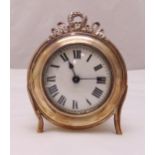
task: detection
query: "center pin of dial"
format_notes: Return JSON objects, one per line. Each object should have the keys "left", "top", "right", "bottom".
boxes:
{"left": 72, "top": 76, "right": 80, "bottom": 83}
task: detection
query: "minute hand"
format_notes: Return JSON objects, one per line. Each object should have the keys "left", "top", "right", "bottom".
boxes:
{"left": 80, "top": 77, "right": 96, "bottom": 80}
{"left": 80, "top": 77, "right": 106, "bottom": 83}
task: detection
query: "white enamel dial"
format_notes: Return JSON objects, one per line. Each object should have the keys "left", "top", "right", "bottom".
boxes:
{"left": 43, "top": 44, "right": 112, "bottom": 115}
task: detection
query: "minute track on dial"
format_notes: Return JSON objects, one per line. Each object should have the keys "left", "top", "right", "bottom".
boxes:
{"left": 43, "top": 44, "right": 112, "bottom": 115}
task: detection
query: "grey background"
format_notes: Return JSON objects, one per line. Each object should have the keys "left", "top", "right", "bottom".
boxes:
{"left": 11, "top": 0, "right": 145, "bottom": 70}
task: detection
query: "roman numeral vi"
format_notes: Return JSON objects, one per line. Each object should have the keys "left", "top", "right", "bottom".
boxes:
{"left": 72, "top": 100, "right": 78, "bottom": 109}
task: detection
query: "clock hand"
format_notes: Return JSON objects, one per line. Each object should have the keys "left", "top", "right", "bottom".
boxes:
{"left": 68, "top": 61, "right": 77, "bottom": 76}
{"left": 67, "top": 61, "right": 81, "bottom": 84}
{"left": 80, "top": 77, "right": 96, "bottom": 80}
{"left": 80, "top": 77, "right": 105, "bottom": 81}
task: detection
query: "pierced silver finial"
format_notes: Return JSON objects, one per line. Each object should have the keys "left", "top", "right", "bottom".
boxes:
{"left": 49, "top": 12, "right": 105, "bottom": 40}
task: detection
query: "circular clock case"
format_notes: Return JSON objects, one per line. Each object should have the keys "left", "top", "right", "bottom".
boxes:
{"left": 42, "top": 43, "right": 113, "bottom": 115}
{"left": 27, "top": 12, "right": 127, "bottom": 134}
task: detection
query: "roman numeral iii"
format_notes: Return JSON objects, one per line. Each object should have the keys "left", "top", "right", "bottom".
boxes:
{"left": 97, "top": 77, "right": 106, "bottom": 84}
{"left": 92, "top": 87, "right": 103, "bottom": 98}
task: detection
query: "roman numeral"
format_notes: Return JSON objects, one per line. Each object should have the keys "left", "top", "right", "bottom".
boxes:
{"left": 97, "top": 77, "right": 106, "bottom": 84}
{"left": 86, "top": 99, "right": 92, "bottom": 105}
{"left": 86, "top": 54, "right": 92, "bottom": 62}
{"left": 72, "top": 100, "right": 78, "bottom": 109}
{"left": 92, "top": 87, "right": 103, "bottom": 98}
{"left": 48, "top": 85, "right": 59, "bottom": 97}
{"left": 47, "top": 76, "right": 56, "bottom": 82}
{"left": 73, "top": 50, "right": 81, "bottom": 59}
{"left": 94, "top": 64, "right": 103, "bottom": 71}
{"left": 57, "top": 95, "right": 66, "bottom": 106}
{"left": 60, "top": 53, "right": 69, "bottom": 62}
{"left": 50, "top": 64, "right": 60, "bottom": 68}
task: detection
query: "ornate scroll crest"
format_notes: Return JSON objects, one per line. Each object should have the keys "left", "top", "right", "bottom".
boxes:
{"left": 49, "top": 12, "right": 106, "bottom": 40}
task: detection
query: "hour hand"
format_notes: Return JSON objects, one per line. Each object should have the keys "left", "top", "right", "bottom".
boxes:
{"left": 68, "top": 61, "right": 77, "bottom": 76}
{"left": 69, "top": 62, "right": 74, "bottom": 69}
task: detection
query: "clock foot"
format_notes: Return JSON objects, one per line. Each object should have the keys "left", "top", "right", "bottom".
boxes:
{"left": 114, "top": 105, "right": 122, "bottom": 135}
{"left": 27, "top": 91, "right": 44, "bottom": 133}
{"left": 114, "top": 86, "right": 127, "bottom": 135}
{"left": 36, "top": 110, "right": 44, "bottom": 133}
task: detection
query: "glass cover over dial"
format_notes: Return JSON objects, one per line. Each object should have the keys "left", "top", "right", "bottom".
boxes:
{"left": 43, "top": 44, "right": 112, "bottom": 115}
